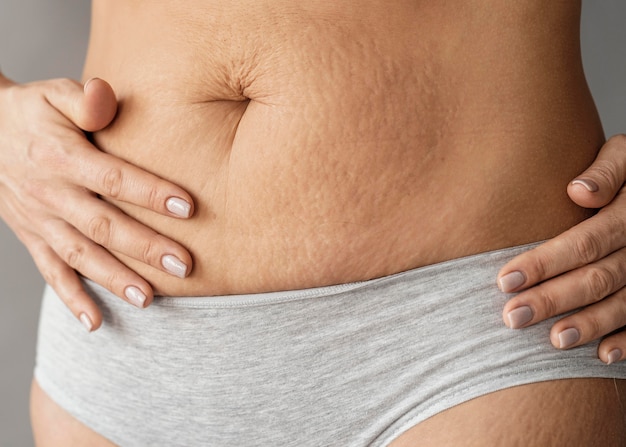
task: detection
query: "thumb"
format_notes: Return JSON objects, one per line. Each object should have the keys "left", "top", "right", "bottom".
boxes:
{"left": 41, "top": 77, "right": 117, "bottom": 132}
{"left": 80, "top": 77, "right": 117, "bottom": 131}
{"left": 567, "top": 135, "right": 626, "bottom": 209}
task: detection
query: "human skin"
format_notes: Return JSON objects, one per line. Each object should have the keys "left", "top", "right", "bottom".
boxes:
{"left": 83, "top": 0, "right": 602, "bottom": 295}
{"left": 14, "top": 0, "right": 626, "bottom": 445}
{"left": 2, "top": 2, "right": 626, "bottom": 352}
{"left": 0, "top": 75, "right": 195, "bottom": 330}
{"left": 499, "top": 138, "right": 626, "bottom": 364}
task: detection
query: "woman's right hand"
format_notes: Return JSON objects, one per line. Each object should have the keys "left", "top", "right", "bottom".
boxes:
{"left": 0, "top": 73, "right": 195, "bottom": 331}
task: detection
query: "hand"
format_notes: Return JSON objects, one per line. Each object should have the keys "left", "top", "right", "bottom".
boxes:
{"left": 0, "top": 73, "right": 194, "bottom": 331}
{"left": 497, "top": 134, "right": 626, "bottom": 364}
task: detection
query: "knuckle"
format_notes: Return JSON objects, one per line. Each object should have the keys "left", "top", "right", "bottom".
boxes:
{"left": 594, "top": 162, "right": 622, "bottom": 193}
{"left": 571, "top": 231, "right": 604, "bottom": 264}
{"left": 49, "top": 77, "right": 81, "bottom": 96}
{"left": 147, "top": 184, "right": 163, "bottom": 211}
{"left": 24, "top": 139, "right": 42, "bottom": 164}
{"left": 583, "top": 266, "right": 617, "bottom": 299}
{"left": 141, "top": 238, "right": 160, "bottom": 265}
{"left": 22, "top": 179, "right": 50, "bottom": 204}
{"left": 86, "top": 214, "right": 113, "bottom": 246}
{"left": 60, "top": 243, "right": 86, "bottom": 269}
{"left": 614, "top": 304, "right": 626, "bottom": 331}
{"left": 40, "top": 266, "right": 60, "bottom": 288}
{"left": 584, "top": 314, "right": 603, "bottom": 340}
{"left": 529, "top": 250, "right": 554, "bottom": 280}
{"left": 99, "top": 167, "right": 123, "bottom": 198}
{"left": 26, "top": 139, "right": 68, "bottom": 168}
{"left": 599, "top": 210, "right": 622, "bottom": 234}
{"left": 610, "top": 289, "right": 626, "bottom": 327}
{"left": 596, "top": 134, "right": 626, "bottom": 190}
{"left": 589, "top": 213, "right": 626, "bottom": 254}
{"left": 537, "top": 288, "right": 559, "bottom": 318}
{"left": 101, "top": 272, "right": 118, "bottom": 295}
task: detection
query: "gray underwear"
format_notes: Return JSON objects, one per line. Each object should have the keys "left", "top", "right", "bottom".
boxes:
{"left": 34, "top": 242, "right": 626, "bottom": 446}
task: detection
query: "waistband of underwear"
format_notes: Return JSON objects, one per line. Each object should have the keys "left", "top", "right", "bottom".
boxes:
{"left": 83, "top": 240, "right": 545, "bottom": 309}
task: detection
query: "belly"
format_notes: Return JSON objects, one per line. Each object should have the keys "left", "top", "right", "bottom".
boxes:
{"left": 85, "top": 0, "right": 603, "bottom": 295}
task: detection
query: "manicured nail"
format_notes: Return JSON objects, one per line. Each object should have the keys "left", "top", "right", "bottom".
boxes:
{"left": 507, "top": 306, "right": 533, "bottom": 328}
{"left": 607, "top": 349, "right": 622, "bottom": 365}
{"left": 83, "top": 77, "right": 97, "bottom": 93}
{"left": 498, "top": 271, "right": 526, "bottom": 292}
{"left": 161, "top": 254, "right": 188, "bottom": 278}
{"left": 558, "top": 328, "right": 580, "bottom": 349}
{"left": 166, "top": 197, "right": 192, "bottom": 218}
{"left": 571, "top": 178, "right": 599, "bottom": 192}
{"left": 79, "top": 313, "right": 93, "bottom": 332}
{"left": 125, "top": 286, "right": 147, "bottom": 308}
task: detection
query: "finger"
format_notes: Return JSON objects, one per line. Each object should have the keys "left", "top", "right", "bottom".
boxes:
{"left": 39, "top": 77, "right": 117, "bottom": 132}
{"left": 548, "top": 286, "right": 626, "bottom": 351}
{"left": 81, "top": 78, "right": 118, "bottom": 131}
{"left": 57, "top": 188, "right": 192, "bottom": 278}
{"left": 24, "top": 233, "right": 103, "bottom": 331}
{"left": 75, "top": 149, "right": 195, "bottom": 218}
{"left": 598, "top": 331, "right": 626, "bottom": 365}
{"left": 497, "top": 215, "right": 624, "bottom": 293}
{"left": 38, "top": 218, "right": 155, "bottom": 308}
{"left": 568, "top": 134, "right": 626, "bottom": 209}
{"left": 29, "top": 133, "right": 194, "bottom": 219}
{"left": 503, "top": 247, "right": 626, "bottom": 328}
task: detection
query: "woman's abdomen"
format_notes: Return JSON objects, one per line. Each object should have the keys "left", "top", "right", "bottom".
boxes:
{"left": 86, "top": 0, "right": 604, "bottom": 296}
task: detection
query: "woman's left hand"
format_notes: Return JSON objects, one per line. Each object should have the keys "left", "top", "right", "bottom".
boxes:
{"left": 497, "top": 134, "right": 626, "bottom": 364}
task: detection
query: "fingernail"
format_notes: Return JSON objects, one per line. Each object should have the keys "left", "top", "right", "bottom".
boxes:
{"left": 607, "top": 349, "right": 622, "bottom": 365}
{"left": 162, "top": 254, "right": 188, "bottom": 278}
{"left": 498, "top": 271, "right": 526, "bottom": 292}
{"left": 125, "top": 286, "right": 147, "bottom": 308}
{"left": 558, "top": 328, "right": 580, "bottom": 349}
{"left": 166, "top": 197, "right": 192, "bottom": 218}
{"left": 507, "top": 306, "right": 533, "bottom": 328}
{"left": 83, "top": 77, "right": 97, "bottom": 93}
{"left": 571, "top": 178, "right": 599, "bottom": 192}
{"left": 79, "top": 313, "right": 94, "bottom": 332}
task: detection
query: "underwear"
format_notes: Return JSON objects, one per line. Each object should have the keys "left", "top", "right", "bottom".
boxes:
{"left": 34, "top": 242, "right": 626, "bottom": 446}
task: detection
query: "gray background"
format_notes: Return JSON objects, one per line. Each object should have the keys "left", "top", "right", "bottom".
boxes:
{"left": 0, "top": 1, "right": 625, "bottom": 446}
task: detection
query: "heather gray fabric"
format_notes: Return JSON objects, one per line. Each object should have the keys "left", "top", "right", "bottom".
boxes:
{"left": 34, "top": 242, "right": 626, "bottom": 446}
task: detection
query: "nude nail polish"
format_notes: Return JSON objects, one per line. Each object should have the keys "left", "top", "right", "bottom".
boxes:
{"left": 125, "top": 286, "right": 147, "bottom": 308}
{"left": 83, "top": 77, "right": 96, "bottom": 92}
{"left": 498, "top": 271, "right": 526, "bottom": 292}
{"left": 607, "top": 349, "right": 622, "bottom": 365}
{"left": 558, "top": 328, "right": 580, "bottom": 349}
{"left": 166, "top": 197, "right": 192, "bottom": 218}
{"left": 79, "top": 313, "right": 93, "bottom": 332}
{"left": 571, "top": 178, "right": 599, "bottom": 192}
{"left": 162, "top": 254, "right": 188, "bottom": 278}
{"left": 507, "top": 306, "right": 533, "bottom": 328}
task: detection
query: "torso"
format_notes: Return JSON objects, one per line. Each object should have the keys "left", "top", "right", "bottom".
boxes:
{"left": 85, "top": 0, "right": 603, "bottom": 296}
{"left": 33, "top": 4, "right": 625, "bottom": 444}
